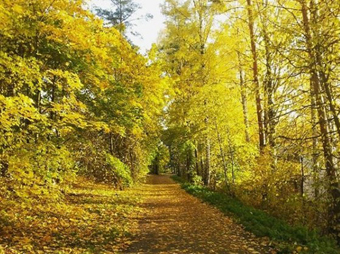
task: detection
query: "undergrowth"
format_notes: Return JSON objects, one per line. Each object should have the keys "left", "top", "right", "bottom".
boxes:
{"left": 172, "top": 175, "right": 340, "bottom": 254}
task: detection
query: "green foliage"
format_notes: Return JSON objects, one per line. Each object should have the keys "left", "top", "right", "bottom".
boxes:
{"left": 150, "top": 143, "right": 170, "bottom": 174}
{"left": 173, "top": 176, "right": 339, "bottom": 254}
{"left": 192, "top": 174, "right": 203, "bottom": 186}
{"left": 106, "top": 154, "right": 133, "bottom": 188}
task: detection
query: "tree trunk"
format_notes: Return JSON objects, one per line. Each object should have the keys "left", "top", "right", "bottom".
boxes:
{"left": 246, "top": 0, "right": 265, "bottom": 151}
{"left": 195, "top": 146, "right": 200, "bottom": 176}
{"left": 300, "top": 0, "right": 340, "bottom": 237}
{"left": 310, "top": 78, "right": 320, "bottom": 198}
{"left": 214, "top": 120, "right": 228, "bottom": 183}
{"left": 259, "top": 0, "right": 277, "bottom": 169}
{"left": 109, "top": 133, "right": 114, "bottom": 155}
{"left": 237, "top": 51, "right": 251, "bottom": 143}
{"left": 205, "top": 136, "right": 211, "bottom": 186}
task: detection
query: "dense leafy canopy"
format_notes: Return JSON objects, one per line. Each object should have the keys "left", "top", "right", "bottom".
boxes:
{"left": 1, "top": 0, "right": 340, "bottom": 252}
{"left": 0, "top": 0, "right": 167, "bottom": 214}
{"left": 160, "top": 0, "right": 340, "bottom": 244}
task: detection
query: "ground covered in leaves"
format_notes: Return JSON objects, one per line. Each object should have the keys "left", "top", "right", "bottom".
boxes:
{"left": 0, "top": 177, "right": 142, "bottom": 253}
{"left": 0, "top": 175, "right": 298, "bottom": 253}
{"left": 127, "top": 175, "right": 275, "bottom": 254}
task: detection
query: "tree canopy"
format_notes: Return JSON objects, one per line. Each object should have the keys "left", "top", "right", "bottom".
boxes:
{"left": 1, "top": 0, "right": 340, "bottom": 251}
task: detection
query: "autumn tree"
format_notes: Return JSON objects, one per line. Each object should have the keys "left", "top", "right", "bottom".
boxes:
{"left": 160, "top": 0, "right": 225, "bottom": 185}
{"left": 0, "top": 0, "right": 167, "bottom": 196}
{"left": 160, "top": 0, "right": 340, "bottom": 241}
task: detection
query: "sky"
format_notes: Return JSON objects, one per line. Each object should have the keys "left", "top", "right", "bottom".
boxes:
{"left": 90, "top": 0, "right": 166, "bottom": 53}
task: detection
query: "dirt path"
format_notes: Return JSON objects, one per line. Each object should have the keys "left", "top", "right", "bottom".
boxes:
{"left": 126, "top": 175, "right": 273, "bottom": 254}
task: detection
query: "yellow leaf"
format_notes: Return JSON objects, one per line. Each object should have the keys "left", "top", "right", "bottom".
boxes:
{"left": 21, "top": 237, "right": 31, "bottom": 245}
{"left": 42, "top": 235, "right": 52, "bottom": 243}
{"left": 12, "top": 4, "right": 24, "bottom": 14}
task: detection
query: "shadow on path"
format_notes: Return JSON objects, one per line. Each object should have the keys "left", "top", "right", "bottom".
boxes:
{"left": 126, "top": 175, "right": 274, "bottom": 254}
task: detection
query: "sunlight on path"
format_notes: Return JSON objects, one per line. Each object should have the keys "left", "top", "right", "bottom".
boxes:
{"left": 126, "top": 175, "right": 274, "bottom": 254}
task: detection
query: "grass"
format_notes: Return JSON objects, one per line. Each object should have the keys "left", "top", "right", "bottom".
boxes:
{"left": 172, "top": 175, "right": 340, "bottom": 254}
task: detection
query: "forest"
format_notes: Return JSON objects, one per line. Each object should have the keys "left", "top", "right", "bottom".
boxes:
{"left": 1, "top": 0, "right": 340, "bottom": 253}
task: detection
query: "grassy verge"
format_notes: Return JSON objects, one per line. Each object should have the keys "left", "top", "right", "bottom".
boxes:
{"left": 0, "top": 177, "right": 142, "bottom": 253}
{"left": 172, "top": 176, "right": 339, "bottom": 254}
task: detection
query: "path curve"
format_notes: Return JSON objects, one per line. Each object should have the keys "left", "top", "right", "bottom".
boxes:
{"left": 126, "top": 175, "right": 273, "bottom": 254}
